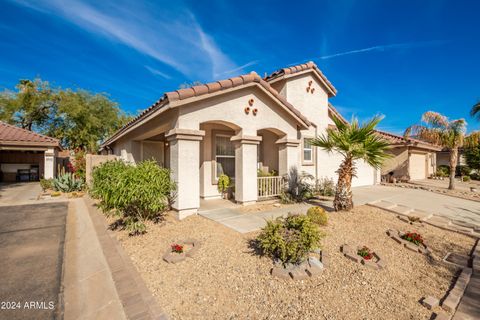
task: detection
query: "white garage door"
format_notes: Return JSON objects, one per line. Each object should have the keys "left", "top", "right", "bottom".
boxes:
{"left": 352, "top": 159, "right": 375, "bottom": 187}
{"left": 409, "top": 153, "right": 427, "bottom": 180}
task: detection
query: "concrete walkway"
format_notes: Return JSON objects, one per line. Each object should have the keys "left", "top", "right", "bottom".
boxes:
{"left": 352, "top": 185, "right": 480, "bottom": 227}
{"left": 199, "top": 184, "right": 480, "bottom": 233}
{"left": 199, "top": 200, "right": 311, "bottom": 233}
{"left": 0, "top": 182, "right": 42, "bottom": 204}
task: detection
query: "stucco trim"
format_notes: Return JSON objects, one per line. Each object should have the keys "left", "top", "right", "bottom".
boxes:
{"left": 275, "top": 138, "right": 301, "bottom": 147}
{"left": 165, "top": 128, "right": 205, "bottom": 141}
{"left": 230, "top": 134, "right": 263, "bottom": 145}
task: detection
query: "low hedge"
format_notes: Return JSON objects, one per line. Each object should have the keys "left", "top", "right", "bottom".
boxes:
{"left": 90, "top": 160, "right": 176, "bottom": 235}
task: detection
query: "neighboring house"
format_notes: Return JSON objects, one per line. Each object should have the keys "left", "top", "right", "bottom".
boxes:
{"left": 436, "top": 148, "right": 466, "bottom": 168}
{"left": 376, "top": 130, "right": 442, "bottom": 181}
{"left": 0, "top": 121, "right": 61, "bottom": 182}
{"left": 100, "top": 62, "right": 381, "bottom": 218}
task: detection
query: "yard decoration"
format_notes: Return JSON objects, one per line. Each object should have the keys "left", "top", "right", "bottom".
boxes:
{"left": 341, "top": 244, "right": 385, "bottom": 270}
{"left": 163, "top": 239, "right": 201, "bottom": 264}
{"left": 387, "top": 229, "right": 430, "bottom": 254}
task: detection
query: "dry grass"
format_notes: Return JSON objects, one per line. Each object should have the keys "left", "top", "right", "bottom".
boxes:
{"left": 111, "top": 206, "right": 475, "bottom": 320}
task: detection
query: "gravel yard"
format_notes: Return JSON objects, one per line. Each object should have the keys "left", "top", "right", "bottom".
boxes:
{"left": 111, "top": 206, "right": 475, "bottom": 320}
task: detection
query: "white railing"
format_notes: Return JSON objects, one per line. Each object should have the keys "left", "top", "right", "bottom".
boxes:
{"left": 258, "top": 176, "right": 285, "bottom": 199}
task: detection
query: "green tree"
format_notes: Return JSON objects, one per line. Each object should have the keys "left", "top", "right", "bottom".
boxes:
{"left": 405, "top": 111, "right": 467, "bottom": 190}
{"left": 0, "top": 78, "right": 131, "bottom": 151}
{"left": 464, "top": 145, "right": 480, "bottom": 171}
{"left": 0, "top": 78, "right": 57, "bottom": 131}
{"left": 312, "top": 115, "right": 391, "bottom": 211}
{"left": 47, "top": 89, "right": 130, "bottom": 151}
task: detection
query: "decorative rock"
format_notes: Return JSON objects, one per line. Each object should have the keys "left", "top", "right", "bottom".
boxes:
{"left": 306, "top": 257, "right": 324, "bottom": 276}
{"left": 320, "top": 252, "right": 329, "bottom": 267}
{"left": 434, "top": 312, "right": 451, "bottom": 320}
{"left": 361, "top": 259, "right": 379, "bottom": 270}
{"left": 163, "top": 252, "right": 186, "bottom": 264}
{"left": 345, "top": 252, "right": 361, "bottom": 263}
{"left": 271, "top": 266, "right": 291, "bottom": 280}
{"left": 442, "top": 293, "right": 461, "bottom": 312}
{"left": 341, "top": 244, "right": 352, "bottom": 254}
{"left": 422, "top": 296, "right": 439, "bottom": 310}
{"left": 289, "top": 267, "right": 309, "bottom": 280}
{"left": 404, "top": 242, "right": 421, "bottom": 253}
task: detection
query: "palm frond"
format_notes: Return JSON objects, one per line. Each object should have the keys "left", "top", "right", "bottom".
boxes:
{"left": 470, "top": 101, "right": 480, "bottom": 120}
{"left": 465, "top": 131, "right": 480, "bottom": 148}
{"left": 421, "top": 111, "right": 448, "bottom": 129}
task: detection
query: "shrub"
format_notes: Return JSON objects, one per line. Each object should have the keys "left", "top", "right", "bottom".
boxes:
{"left": 280, "top": 167, "right": 313, "bottom": 203}
{"left": 315, "top": 177, "right": 336, "bottom": 197}
{"left": 217, "top": 174, "right": 230, "bottom": 194}
{"left": 471, "top": 172, "right": 480, "bottom": 180}
{"left": 306, "top": 206, "right": 328, "bottom": 226}
{"left": 257, "top": 215, "right": 323, "bottom": 265}
{"left": 53, "top": 173, "right": 84, "bottom": 192}
{"left": 462, "top": 175, "right": 471, "bottom": 182}
{"left": 40, "top": 178, "right": 53, "bottom": 191}
{"left": 90, "top": 160, "right": 176, "bottom": 235}
{"left": 73, "top": 149, "right": 86, "bottom": 180}
{"left": 257, "top": 169, "right": 277, "bottom": 177}
{"left": 357, "top": 246, "right": 373, "bottom": 260}
{"left": 436, "top": 165, "right": 450, "bottom": 177}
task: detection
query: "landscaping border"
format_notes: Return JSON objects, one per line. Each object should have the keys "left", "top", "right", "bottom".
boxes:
{"left": 84, "top": 197, "right": 168, "bottom": 320}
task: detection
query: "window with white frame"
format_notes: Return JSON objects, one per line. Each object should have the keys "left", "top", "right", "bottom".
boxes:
{"left": 215, "top": 135, "right": 235, "bottom": 179}
{"left": 303, "top": 138, "right": 313, "bottom": 162}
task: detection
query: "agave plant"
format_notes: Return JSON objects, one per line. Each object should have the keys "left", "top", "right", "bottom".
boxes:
{"left": 53, "top": 172, "right": 84, "bottom": 192}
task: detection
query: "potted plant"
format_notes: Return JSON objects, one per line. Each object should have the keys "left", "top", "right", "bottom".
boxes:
{"left": 217, "top": 174, "right": 230, "bottom": 199}
{"left": 357, "top": 246, "right": 374, "bottom": 260}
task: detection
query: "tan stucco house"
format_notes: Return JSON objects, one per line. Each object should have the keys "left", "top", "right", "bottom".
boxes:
{"left": 100, "top": 62, "right": 382, "bottom": 218}
{"left": 376, "top": 130, "right": 442, "bottom": 181}
{"left": 0, "top": 121, "right": 61, "bottom": 182}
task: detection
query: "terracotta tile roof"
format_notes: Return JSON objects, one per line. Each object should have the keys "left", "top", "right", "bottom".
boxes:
{"left": 102, "top": 72, "right": 311, "bottom": 148}
{"left": 328, "top": 103, "right": 348, "bottom": 124}
{"left": 0, "top": 121, "right": 60, "bottom": 147}
{"left": 374, "top": 129, "right": 442, "bottom": 151}
{"left": 264, "top": 61, "right": 337, "bottom": 97}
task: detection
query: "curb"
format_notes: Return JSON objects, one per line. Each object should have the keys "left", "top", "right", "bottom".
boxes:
{"left": 83, "top": 197, "right": 168, "bottom": 320}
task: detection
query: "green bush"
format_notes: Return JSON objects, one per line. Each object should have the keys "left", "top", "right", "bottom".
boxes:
{"left": 217, "top": 174, "right": 230, "bottom": 194}
{"left": 90, "top": 160, "right": 176, "bottom": 235}
{"left": 471, "top": 172, "right": 480, "bottom": 181}
{"left": 315, "top": 177, "right": 336, "bottom": 197}
{"left": 257, "top": 215, "right": 323, "bottom": 265}
{"left": 436, "top": 165, "right": 450, "bottom": 177}
{"left": 40, "top": 178, "right": 53, "bottom": 191}
{"left": 53, "top": 172, "right": 84, "bottom": 192}
{"left": 306, "top": 206, "right": 328, "bottom": 226}
{"left": 462, "top": 175, "right": 471, "bottom": 182}
{"left": 280, "top": 167, "right": 313, "bottom": 203}
{"left": 73, "top": 149, "right": 86, "bottom": 180}
{"left": 457, "top": 165, "right": 471, "bottom": 177}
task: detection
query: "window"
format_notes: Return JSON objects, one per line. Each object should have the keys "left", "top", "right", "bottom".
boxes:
{"left": 303, "top": 138, "right": 313, "bottom": 162}
{"left": 215, "top": 135, "right": 235, "bottom": 179}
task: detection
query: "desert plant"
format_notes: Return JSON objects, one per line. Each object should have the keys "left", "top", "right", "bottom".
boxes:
{"left": 257, "top": 169, "right": 277, "bottom": 177}
{"left": 357, "top": 246, "right": 373, "bottom": 260}
{"left": 90, "top": 160, "right": 176, "bottom": 235}
{"left": 313, "top": 115, "right": 391, "bottom": 211}
{"left": 257, "top": 215, "right": 323, "bottom": 265}
{"left": 53, "top": 172, "right": 84, "bottom": 192}
{"left": 436, "top": 165, "right": 450, "bottom": 177}
{"left": 306, "top": 206, "right": 328, "bottom": 226}
{"left": 315, "top": 177, "right": 336, "bottom": 197}
{"left": 462, "top": 175, "right": 471, "bottom": 182}
{"left": 40, "top": 178, "right": 53, "bottom": 191}
{"left": 405, "top": 112, "right": 469, "bottom": 190}
{"left": 280, "top": 167, "right": 313, "bottom": 203}
{"left": 457, "top": 165, "right": 471, "bottom": 178}
{"left": 217, "top": 174, "right": 230, "bottom": 197}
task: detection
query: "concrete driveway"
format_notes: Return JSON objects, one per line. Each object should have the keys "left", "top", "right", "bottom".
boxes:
{"left": 0, "top": 202, "right": 68, "bottom": 320}
{"left": 0, "top": 182, "right": 42, "bottom": 205}
{"left": 352, "top": 185, "right": 480, "bottom": 226}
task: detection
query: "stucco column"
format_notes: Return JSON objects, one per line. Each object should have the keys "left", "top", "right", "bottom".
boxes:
{"left": 166, "top": 128, "right": 205, "bottom": 219}
{"left": 44, "top": 148, "right": 56, "bottom": 179}
{"left": 276, "top": 138, "right": 300, "bottom": 176}
{"left": 232, "top": 135, "right": 262, "bottom": 205}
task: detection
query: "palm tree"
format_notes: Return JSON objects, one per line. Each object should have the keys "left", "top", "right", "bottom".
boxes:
{"left": 471, "top": 101, "right": 480, "bottom": 121}
{"left": 312, "top": 115, "right": 391, "bottom": 211}
{"left": 405, "top": 111, "right": 466, "bottom": 190}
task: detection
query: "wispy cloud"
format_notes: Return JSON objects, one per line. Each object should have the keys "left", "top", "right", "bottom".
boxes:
{"left": 9, "top": 0, "right": 241, "bottom": 80}
{"left": 144, "top": 66, "right": 171, "bottom": 79}
{"left": 317, "top": 40, "right": 447, "bottom": 60}
{"left": 217, "top": 60, "right": 260, "bottom": 76}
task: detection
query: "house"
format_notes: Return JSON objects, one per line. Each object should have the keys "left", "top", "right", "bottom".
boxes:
{"left": 0, "top": 121, "right": 61, "bottom": 182}
{"left": 436, "top": 148, "right": 465, "bottom": 169}
{"left": 376, "top": 130, "right": 442, "bottom": 181}
{"left": 100, "top": 62, "right": 382, "bottom": 218}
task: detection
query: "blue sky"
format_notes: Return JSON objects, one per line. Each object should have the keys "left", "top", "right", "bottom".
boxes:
{"left": 1, "top": 0, "right": 479, "bottom": 134}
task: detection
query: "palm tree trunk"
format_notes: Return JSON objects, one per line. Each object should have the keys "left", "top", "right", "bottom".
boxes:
{"left": 448, "top": 147, "right": 458, "bottom": 190}
{"left": 334, "top": 157, "right": 354, "bottom": 211}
